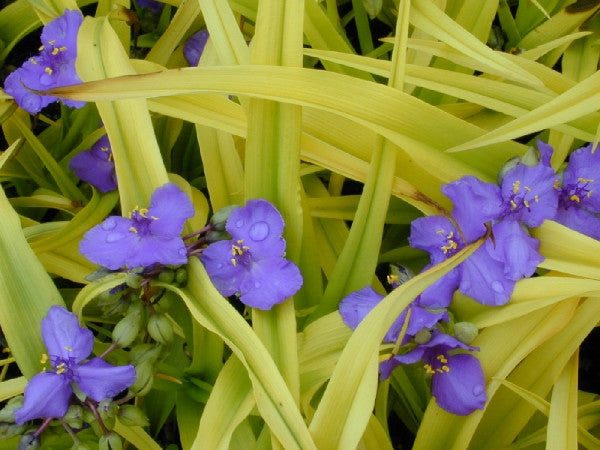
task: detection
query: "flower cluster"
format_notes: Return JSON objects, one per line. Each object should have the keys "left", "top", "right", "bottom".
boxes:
{"left": 15, "top": 306, "right": 136, "bottom": 424}
{"left": 69, "top": 134, "right": 117, "bottom": 192}
{"left": 80, "top": 183, "right": 194, "bottom": 270}
{"left": 3, "top": 10, "right": 85, "bottom": 114}
{"left": 200, "top": 199, "right": 303, "bottom": 310}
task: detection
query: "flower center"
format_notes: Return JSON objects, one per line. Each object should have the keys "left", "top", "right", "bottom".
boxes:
{"left": 507, "top": 180, "right": 540, "bottom": 214}
{"left": 48, "top": 355, "right": 76, "bottom": 380}
{"left": 436, "top": 229, "right": 460, "bottom": 256}
{"left": 424, "top": 354, "right": 450, "bottom": 375}
{"left": 230, "top": 239, "right": 252, "bottom": 267}
{"left": 128, "top": 207, "right": 159, "bottom": 235}
{"left": 561, "top": 177, "right": 594, "bottom": 208}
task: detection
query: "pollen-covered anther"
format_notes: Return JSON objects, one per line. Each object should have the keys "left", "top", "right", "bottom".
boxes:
{"left": 55, "top": 363, "right": 67, "bottom": 374}
{"left": 553, "top": 179, "right": 561, "bottom": 190}
{"left": 570, "top": 194, "right": 581, "bottom": 203}
{"left": 64, "top": 346, "right": 72, "bottom": 352}
{"left": 129, "top": 226, "right": 138, "bottom": 234}
{"left": 29, "top": 58, "right": 37, "bottom": 64}
{"left": 436, "top": 355, "right": 448, "bottom": 364}
{"left": 512, "top": 180, "right": 521, "bottom": 194}
{"left": 424, "top": 364, "right": 435, "bottom": 375}
{"left": 534, "top": 194, "right": 539, "bottom": 202}
{"left": 40, "top": 353, "right": 48, "bottom": 364}
{"left": 231, "top": 258, "right": 237, "bottom": 266}
{"left": 510, "top": 199, "right": 518, "bottom": 210}
{"left": 387, "top": 274, "right": 399, "bottom": 286}
{"left": 51, "top": 48, "right": 59, "bottom": 55}
{"left": 44, "top": 67, "right": 53, "bottom": 75}
{"left": 523, "top": 200, "right": 530, "bottom": 208}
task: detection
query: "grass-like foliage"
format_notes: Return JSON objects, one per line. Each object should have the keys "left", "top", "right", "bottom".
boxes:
{"left": 1, "top": 0, "right": 600, "bottom": 448}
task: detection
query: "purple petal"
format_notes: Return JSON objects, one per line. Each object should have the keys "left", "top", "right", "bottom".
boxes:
{"left": 41, "top": 306, "right": 93, "bottom": 364}
{"left": 40, "top": 10, "right": 83, "bottom": 60}
{"left": 148, "top": 183, "right": 194, "bottom": 238}
{"left": 431, "top": 353, "right": 487, "bottom": 415}
{"left": 237, "top": 257, "right": 303, "bottom": 310}
{"left": 501, "top": 158, "right": 559, "bottom": 227}
{"left": 137, "top": 0, "right": 164, "bottom": 12}
{"left": 561, "top": 143, "right": 600, "bottom": 212}
{"left": 379, "top": 357, "right": 402, "bottom": 381}
{"left": 554, "top": 205, "right": 600, "bottom": 240}
{"left": 184, "top": 30, "right": 209, "bottom": 66}
{"left": 3, "top": 64, "right": 56, "bottom": 113}
{"left": 458, "top": 246, "right": 515, "bottom": 306}
{"left": 418, "top": 266, "right": 460, "bottom": 309}
{"left": 200, "top": 240, "right": 245, "bottom": 296}
{"left": 74, "top": 358, "right": 136, "bottom": 402}
{"left": 225, "top": 199, "right": 286, "bottom": 258}
{"left": 486, "top": 219, "right": 543, "bottom": 280}
{"left": 127, "top": 235, "right": 188, "bottom": 268}
{"left": 338, "top": 286, "right": 384, "bottom": 331}
{"left": 421, "top": 330, "right": 477, "bottom": 354}
{"left": 14, "top": 372, "right": 72, "bottom": 423}
{"left": 442, "top": 176, "right": 503, "bottom": 242}
{"left": 409, "top": 216, "right": 463, "bottom": 264}
{"left": 536, "top": 140, "right": 554, "bottom": 166}
{"left": 404, "top": 305, "right": 448, "bottom": 339}
{"left": 69, "top": 135, "right": 117, "bottom": 192}
{"left": 79, "top": 216, "right": 137, "bottom": 270}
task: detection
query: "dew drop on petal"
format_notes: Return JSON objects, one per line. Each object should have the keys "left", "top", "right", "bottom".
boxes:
{"left": 491, "top": 281, "right": 504, "bottom": 294}
{"left": 254, "top": 281, "right": 261, "bottom": 288}
{"left": 235, "top": 219, "right": 244, "bottom": 228}
{"left": 249, "top": 221, "right": 269, "bottom": 241}
{"left": 178, "top": 248, "right": 187, "bottom": 256}
{"left": 106, "top": 233, "right": 124, "bottom": 243}
{"left": 472, "top": 384, "right": 484, "bottom": 396}
{"left": 101, "top": 218, "right": 116, "bottom": 231}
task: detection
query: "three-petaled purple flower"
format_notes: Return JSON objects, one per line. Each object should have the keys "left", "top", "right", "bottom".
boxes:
{"left": 3, "top": 10, "right": 85, "bottom": 114}
{"left": 410, "top": 143, "right": 558, "bottom": 306}
{"left": 14, "top": 306, "right": 136, "bottom": 424}
{"left": 200, "top": 199, "right": 303, "bottom": 310}
{"left": 69, "top": 135, "right": 117, "bottom": 192}
{"left": 379, "top": 331, "right": 486, "bottom": 416}
{"left": 339, "top": 286, "right": 447, "bottom": 344}
{"left": 184, "top": 30, "right": 209, "bottom": 66}
{"left": 552, "top": 142, "right": 600, "bottom": 240}
{"left": 80, "top": 183, "right": 194, "bottom": 270}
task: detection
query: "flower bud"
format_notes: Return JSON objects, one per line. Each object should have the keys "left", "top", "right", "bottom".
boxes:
{"left": 147, "top": 314, "right": 174, "bottom": 344}
{"left": 0, "top": 423, "right": 26, "bottom": 439}
{"left": 454, "top": 322, "right": 479, "bottom": 345}
{"left": 97, "top": 399, "right": 118, "bottom": 430}
{"left": 414, "top": 328, "right": 432, "bottom": 345}
{"left": 152, "top": 291, "right": 174, "bottom": 314}
{"left": 129, "top": 343, "right": 162, "bottom": 365}
{"left": 157, "top": 269, "right": 175, "bottom": 284}
{"left": 117, "top": 405, "right": 149, "bottom": 427}
{"left": 210, "top": 205, "right": 239, "bottom": 231}
{"left": 99, "top": 432, "right": 122, "bottom": 450}
{"left": 174, "top": 268, "right": 187, "bottom": 286}
{"left": 18, "top": 433, "right": 40, "bottom": 450}
{"left": 112, "top": 302, "right": 145, "bottom": 347}
{"left": 205, "top": 230, "right": 232, "bottom": 243}
{"left": 0, "top": 395, "right": 23, "bottom": 422}
{"left": 63, "top": 405, "right": 84, "bottom": 429}
{"left": 125, "top": 273, "right": 143, "bottom": 289}
{"left": 129, "top": 361, "right": 154, "bottom": 397}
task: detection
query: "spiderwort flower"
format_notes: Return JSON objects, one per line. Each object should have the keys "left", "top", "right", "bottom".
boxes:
{"left": 79, "top": 183, "right": 194, "bottom": 270}
{"left": 14, "top": 306, "right": 136, "bottom": 424}
{"left": 3, "top": 10, "right": 85, "bottom": 114}
{"left": 69, "top": 135, "right": 117, "bottom": 192}
{"left": 379, "top": 331, "right": 487, "bottom": 416}
{"left": 339, "top": 286, "right": 447, "bottom": 344}
{"left": 184, "top": 30, "right": 209, "bottom": 66}
{"left": 553, "top": 142, "right": 600, "bottom": 240}
{"left": 200, "top": 199, "right": 303, "bottom": 310}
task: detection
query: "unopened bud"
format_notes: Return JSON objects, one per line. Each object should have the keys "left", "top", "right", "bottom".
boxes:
{"left": 147, "top": 314, "right": 174, "bottom": 344}
{"left": 210, "top": 205, "right": 239, "bottom": 231}
{"left": 157, "top": 270, "right": 175, "bottom": 284}
{"left": 454, "top": 322, "right": 479, "bottom": 345}
{"left": 0, "top": 423, "right": 26, "bottom": 439}
{"left": 112, "top": 302, "right": 146, "bottom": 348}
{"left": 152, "top": 291, "right": 174, "bottom": 314}
{"left": 97, "top": 399, "right": 118, "bottom": 430}
{"left": 174, "top": 268, "right": 187, "bottom": 286}
{"left": 99, "top": 432, "right": 122, "bottom": 450}
{"left": 130, "top": 361, "right": 154, "bottom": 397}
{"left": 63, "top": 405, "right": 84, "bottom": 429}
{"left": 414, "top": 328, "right": 432, "bottom": 345}
{"left": 125, "top": 273, "right": 143, "bottom": 289}
{"left": 0, "top": 395, "right": 23, "bottom": 422}
{"left": 117, "top": 405, "right": 149, "bottom": 427}
{"left": 18, "top": 433, "right": 40, "bottom": 450}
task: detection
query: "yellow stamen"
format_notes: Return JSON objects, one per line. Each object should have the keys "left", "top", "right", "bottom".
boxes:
{"left": 436, "top": 355, "right": 448, "bottom": 364}
{"left": 29, "top": 58, "right": 37, "bottom": 64}
{"left": 570, "top": 194, "right": 581, "bottom": 203}
{"left": 524, "top": 185, "right": 531, "bottom": 192}
{"left": 510, "top": 199, "right": 517, "bottom": 210}
{"left": 512, "top": 180, "right": 520, "bottom": 194}
{"left": 40, "top": 353, "right": 49, "bottom": 364}
{"left": 100, "top": 146, "right": 109, "bottom": 152}
{"left": 588, "top": 191, "right": 593, "bottom": 198}
{"left": 38, "top": 45, "right": 45, "bottom": 51}
{"left": 231, "top": 258, "right": 237, "bottom": 266}
{"left": 59, "top": 46, "right": 67, "bottom": 52}
{"left": 48, "top": 40, "right": 55, "bottom": 45}
{"left": 523, "top": 200, "right": 530, "bottom": 208}
{"left": 553, "top": 179, "right": 561, "bottom": 190}
{"left": 387, "top": 274, "right": 399, "bottom": 286}
{"left": 441, "top": 365, "right": 450, "bottom": 372}
{"left": 56, "top": 363, "right": 66, "bottom": 374}
{"left": 51, "top": 48, "right": 59, "bottom": 55}
{"left": 129, "top": 226, "right": 138, "bottom": 234}
{"left": 44, "top": 67, "right": 53, "bottom": 75}
{"left": 424, "top": 364, "right": 435, "bottom": 375}
{"left": 64, "top": 346, "right": 72, "bottom": 352}
{"left": 534, "top": 195, "right": 539, "bottom": 202}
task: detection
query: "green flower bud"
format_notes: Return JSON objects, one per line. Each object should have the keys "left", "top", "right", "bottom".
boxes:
{"left": 0, "top": 395, "right": 23, "bottom": 422}
{"left": 18, "top": 433, "right": 40, "bottom": 450}
{"left": 414, "top": 328, "right": 432, "bottom": 345}
{"left": 130, "top": 361, "right": 154, "bottom": 397}
{"left": 102, "top": 296, "right": 129, "bottom": 317}
{"left": 124, "top": 273, "right": 143, "bottom": 289}
{"left": 174, "top": 268, "right": 187, "bottom": 286}
{"left": 117, "top": 405, "right": 149, "bottom": 427}
{"left": 454, "top": 322, "right": 479, "bottom": 345}
{"left": 0, "top": 422, "right": 26, "bottom": 439}
{"left": 112, "top": 302, "right": 145, "bottom": 348}
{"left": 97, "top": 399, "right": 118, "bottom": 431}
{"left": 157, "top": 270, "right": 175, "bottom": 284}
{"left": 129, "top": 343, "right": 162, "bottom": 365}
{"left": 71, "top": 442, "right": 93, "bottom": 450}
{"left": 63, "top": 405, "right": 84, "bottom": 429}
{"left": 205, "top": 230, "right": 232, "bottom": 243}
{"left": 147, "top": 314, "right": 174, "bottom": 344}
{"left": 99, "top": 432, "right": 122, "bottom": 450}
{"left": 152, "top": 291, "right": 174, "bottom": 314}
{"left": 210, "top": 204, "right": 239, "bottom": 231}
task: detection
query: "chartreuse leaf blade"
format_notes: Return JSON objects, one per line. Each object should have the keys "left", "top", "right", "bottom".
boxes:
{"left": 0, "top": 186, "right": 64, "bottom": 378}
{"left": 199, "top": 0, "right": 250, "bottom": 65}
{"left": 113, "top": 421, "right": 161, "bottom": 450}
{"left": 158, "top": 259, "right": 316, "bottom": 449}
{"left": 0, "top": 377, "right": 27, "bottom": 402}
{"left": 309, "top": 236, "right": 484, "bottom": 449}
{"left": 547, "top": 350, "right": 578, "bottom": 449}
{"left": 75, "top": 16, "right": 170, "bottom": 211}
{"left": 193, "top": 356, "right": 255, "bottom": 449}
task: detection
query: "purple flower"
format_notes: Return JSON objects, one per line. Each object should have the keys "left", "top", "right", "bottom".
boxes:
{"left": 136, "top": 0, "right": 164, "bottom": 13}
{"left": 184, "top": 30, "right": 209, "bottom": 66}
{"left": 69, "top": 135, "right": 117, "bottom": 192}
{"left": 14, "top": 306, "right": 136, "bottom": 424}
{"left": 80, "top": 183, "right": 194, "bottom": 270}
{"left": 3, "top": 10, "right": 85, "bottom": 114}
{"left": 339, "top": 286, "right": 448, "bottom": 344}
{"left": 380, "top": 331, "right": 487, "bottom": 416}
{"left": 200, "top": 199, "right": 303, "bottom": 310}
{"left": 553, "top": 142, "right": 600, "bottom": 240}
